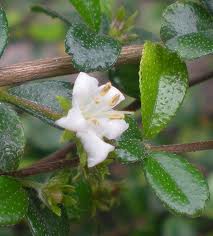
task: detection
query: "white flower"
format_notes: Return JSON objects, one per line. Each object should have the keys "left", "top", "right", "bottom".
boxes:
{"left": 55, "top": 72, "right": 130, "bottom": 167}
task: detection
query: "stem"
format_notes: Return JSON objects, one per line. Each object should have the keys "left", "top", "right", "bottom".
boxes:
{"left": 35, "top": 142, "right": 75, "bottom": 166}
{"left": 0, "top": 140, "right": 211, "bottom": 177}
{"left": 10, "top": 159, "right": 79, "bottom": 177}
{"left": 0, "top": 45, "right": 142, "bottom": 86}
{"left": 0, "top": 44, "right": 211, "bottom": 87}
{"left": 0, "top": 142, "right": 78, "bottom": 177}
{"left": 147, "top": 140, "right": 213, "bottom": 153}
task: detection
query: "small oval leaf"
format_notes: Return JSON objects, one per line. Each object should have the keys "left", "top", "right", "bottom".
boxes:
{"left": 160, "top": 1, "right": 213, "bottom": 60}
{"left": 139, "top": 42, "right": 188, "bottom": 139}
{"left": 27, "top": 190, "right": 70, "bottom": 236}
{"left": 0, "top": 103, "right": 25, "bottom": 171}
{"left": 0, "top": 176, "right": 28, "bottom": 226}
{"left": 9, "top": 80, "right": 72, "bottom": 125}
{"left": 0, "top": 8, "right": 8, "bottom": 57}
{"left": 69, "top": 0, "right": 101, "bottom": 31}
{"left": 144, "top": 152, "right": 209, "bottom": 217}
{"left": 65, "top": 23, "right": 121, "bottom": 72}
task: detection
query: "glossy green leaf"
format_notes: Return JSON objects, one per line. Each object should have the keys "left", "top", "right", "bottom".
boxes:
{"left": 109, "top": 64, "right": 140, "bottom": 98}
{"left": 115, "top": 116, "right": 146, "bottom": 163}
{"left": 31, "top": 5, "right": 71, "bottom": 25}
{"left": 65, "top": 24, "right": 121, "bottom": 72}
{"left": 69, "top": 0, "right": 101, "bottom": 31}
{"left": 202, "top": 0, "right": 213, "bottom": 13}
{"left": 9, "top": 80, "right": 72, "bottom": 125}
{"left": 144, "top": 152, "right": 209, "bottom": 217}
{"left": 160, "top": 1, "right": 213, "bottom": 60}
{"left": 0, "top": 176, "right": 28, "bottom": 226}
{"left": 139, "top": 42, "right": 188, "bottom": 139}
{"left": 0, "top": 8, "right": 8, "bottom": 57}
{"left": 0, "top": 103, "right": 25, "bottom": 171}
{"left": 27, "top": 190, "right": 70, "bottom": 236}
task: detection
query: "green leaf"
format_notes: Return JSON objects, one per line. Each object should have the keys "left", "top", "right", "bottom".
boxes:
{"left": 8, "top": 80, "right": 72, "bottom": 125}
{"left": 67, "top": 179, "right": 92, "bottom": 220}
{"left": 0, "top": 176, "right": 28, "bottom": 226}
{"left": 56, "top": 96, "right": 72, "bottom": 113}
{"left": 115, "top": 116, "right": 146, "bottom": 163}
{"left": 202, "top": 0, "right": 213, "bottom": 13}
{"left": 31, "top": 5, "right": 71, "bottom": 25}
{"left": 109, "top": 64, "right": 140, "bottom": 98}
{"left": 0, "top": 8, "right": 8, "bottom": 57}
{"left": 144, "top": 152, "right": 209, "bottom": 217}
{"left": 65, "top": 23, "right": 121, "bottom": 72}
{"left": 27, "top": 190, "right": 70, "bottom": 236}
{"left": 0, "top": 103, "right": 25, "bottom": 171}
{"left": 139, "top": 42, "right": 188, "bottom": 139}
{"left": 69, "top": 0, "right": 101, "bottom": 31}
{"left": 160, "top": 1, "right": 213, "bottom": 60}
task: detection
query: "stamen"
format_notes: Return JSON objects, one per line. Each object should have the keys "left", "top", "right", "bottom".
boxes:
{"left": 100, "top": 82, "right": 111, "bottom": 96}
{"left": 109, "top": 94, "right": 120, "bottom": 106}
{"left": 89, "top": 118, "right": 100, "bottom": 125}
{"left": 122, "top": 111, "right": 134, "bottom": 115}
{"left": 108, "top": 113, "right": 124, "bottom": 120}
{"left": 94, "top": 97, "right": 101, "bottom": 104}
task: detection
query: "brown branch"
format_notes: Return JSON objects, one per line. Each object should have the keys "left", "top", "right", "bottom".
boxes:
{"left": 10, "top": 159, "right": 79, "bottom": 177}
{"left": 1, "top": 140, "right": 211, "bottom": 178}
{"left": 0, "top": 44, "right": 212, "bottom": 87}
{"left": 0, "top": 142, "right": 77, "bottom": 177}
{"left": 189, "top": 70, "right": 213, "bottom": 87}
{"left": 34, "top": 142, "right": 75, "bottom": 166}
{"left": 0, "top": 45, "right": 142, "bottom": 86}
{"left": 148, "top": 140, "right": 213, "bottom": 153}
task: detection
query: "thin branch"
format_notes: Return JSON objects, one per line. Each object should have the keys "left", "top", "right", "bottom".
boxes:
{"left": 148, "top": 140, "right": 213, "bottom": 153}
{"left": 34, "top": 142, "right": 75, "bottom": 166}
{"left": 189, "top": 70, "right": 213, "bottom": 87}
{"left": 0, "top": 44, "right": 212, "bottom": 87}
{"left": 1, "top": 140, "right": 211, "bottom": 178}
{"left": 0, "top": 45, "right": 142, "bottom": 86}
{"left": 0, "top": 142, "right": 78, "bottom": 177}
{"left": 10, "top": 159, "right": 79, "bottom": 177}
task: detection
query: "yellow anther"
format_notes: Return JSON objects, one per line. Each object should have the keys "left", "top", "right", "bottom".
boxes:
{"left": 90, "top": 118, "right": 100, "bottom": 125}
{"left": 94, "top": 97, "right": 101, "bottom": 104}
{"left": 100, "top": 82, "right": 111, "bottom": 96}
{"left": 108, "top": 112, "right": 124, "bottom": 120}
{"left": 109, "top": 94, "right": 120, "bottom": 106}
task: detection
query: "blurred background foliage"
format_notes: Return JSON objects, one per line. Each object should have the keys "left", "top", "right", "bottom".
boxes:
{"left": 0, "top": 0, "right": 212, "bottom": 235}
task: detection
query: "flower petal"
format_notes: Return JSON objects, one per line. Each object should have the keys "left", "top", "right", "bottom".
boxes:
{"left": 98, "top": 84, "right": 125, "bottom": 108}
{"left": 55, "top": 106, "right": 87, "bottom": 132}
{"left": 73, "top": 72, "right": 99, "bottom": 107}
{"left": 77, "top": 130, "right": 114, "bottom": 167}
{"left": 92, "top": 118, "right": 129, "bottom": 139}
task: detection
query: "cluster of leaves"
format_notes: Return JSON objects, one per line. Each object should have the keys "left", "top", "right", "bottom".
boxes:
{"left": 0, "top": 0, "right": 211, "bottom": 235}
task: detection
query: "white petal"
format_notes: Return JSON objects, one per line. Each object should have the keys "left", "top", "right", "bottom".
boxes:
{"left": 77, "top": 130, "right": 115, "bottom": 167}
{"left": 55, "top": 106, "right": 88, "bottom": 132}
{"left": 98, "top": 84, "right": 125, "bottom": 108}
{"left": 73, "top": 72, "right": 99, "bottom": 107}
{"left": 94, "top": 118, "right": 129, "bottom": 139}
